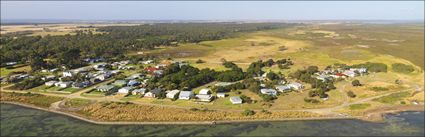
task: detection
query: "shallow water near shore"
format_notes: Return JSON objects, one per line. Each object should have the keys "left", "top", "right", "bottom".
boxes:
{"left": 1, "top": 103, "right": 424, "bottom": 136}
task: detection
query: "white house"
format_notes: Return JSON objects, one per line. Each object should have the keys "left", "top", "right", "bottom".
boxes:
{"left": 118, "top": 87, "right": 133, "bottom": 94}
{"left": 343, "top": 70, "right": 357, "bottom": 77}
{"left": 217, "top": 92, "right": 226, "bottom": 98}
{"left": 198, "top": 88, "right": 210, "bottom": 95}
{"left": 275, "top": 85, "right": 292, "bottom": 92}
{"left": 62, "top": 71, "right": 73, "bottom": 77}
{"left": 45, "top": 80, "right": 58, "bottom": 87}
{"left": 196, "top": 94, "right": 213, "bottom": 102}
{"left": 144, "top": 88, "right": 162, "bottom": 98}
{"left": 41, "top": 75, "right": 56, "bottom": 81}
{"left": 288, "top": 82, "right": 304, "bottom": 90}
{"left": 96, "top": 85, "right": 116, "bottom": 92}
{"left": 230, "top": 96, "right": 242, "bottom": 104}
{"left": 166, "top": 90, "right": 180, "bottom": 99}
{"left": 260, "top": 88, "right": 277, "bottom": 96}
{"left": 179, "top": 91, "right": 194, "bottom": 100}
{"left": 56, "top": 81, "right": 72, "bottom": 88}
{"left": 142, "top": 60, "right": 153, "bottom": 64}
{"left": 132, "top": 88, "right": 146, "bottom": 95}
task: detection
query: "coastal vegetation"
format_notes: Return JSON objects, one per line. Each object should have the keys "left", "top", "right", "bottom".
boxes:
{"left": 0, "top": 92, "right": 63, "bottom": 107}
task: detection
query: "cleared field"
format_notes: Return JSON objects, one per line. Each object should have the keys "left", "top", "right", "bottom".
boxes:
{"left": 1, "top": 23, "right": 140, "bottom": 36}
{"left": 0, "top": 65, "right": 31, "bottom": 77}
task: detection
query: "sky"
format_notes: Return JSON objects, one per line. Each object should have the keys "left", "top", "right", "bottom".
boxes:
{"left": 1, "top": 1, "right": 424, "bottom": 21}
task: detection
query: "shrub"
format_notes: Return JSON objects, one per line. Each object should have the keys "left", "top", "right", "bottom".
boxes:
{"left": 241, "top": 109, "right": 255, "bottom": 116}
{"left": 392, "top": 63, "right": 414, "bottom": 73}
{"left": 304, "top": 98, "right": 319, "bottom": 103}
{"left": 352, "top": 80, "right": 361, "bottom": 86}
{"left": 195, "top": 59, "right": 205, "bottom": 64}
{"left": 347, "top": 91, "right": 356, "bottom": 98}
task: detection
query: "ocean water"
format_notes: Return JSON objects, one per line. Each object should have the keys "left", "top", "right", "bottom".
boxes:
{"left": 1, "top": 104, "right": 424, "bottom": 136}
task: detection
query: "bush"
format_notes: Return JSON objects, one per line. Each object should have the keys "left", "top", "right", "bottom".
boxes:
{"left": 260, "top": 94, "right": 276, "bottom": 102}
{"left": 392, "top": 63, "right": 414, "bottom": 73}
{"left": 241, "top": 109, "right": 255, "bottom": 116}
{"left": 240, "top": 95, "right": 252, "bottom": 103}
{"left": 352, "top": 80, "right": 361, "bottom": 86}
{"left": 347, "top": 91, "right": 356, "bottom": 98}
{"left": 195, "top": 59, "right": 205, "bottom": 64}
{"left": 304, "top": 98, "right": 319, "bottom": 103}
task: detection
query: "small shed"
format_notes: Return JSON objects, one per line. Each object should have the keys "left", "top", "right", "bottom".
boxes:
{"left": 230, "top": 96, "right": 242, "bottom": 104}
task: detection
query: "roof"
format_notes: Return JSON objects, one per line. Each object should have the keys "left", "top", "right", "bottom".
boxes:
{"left": 196, "top": 94, "right": 212, "bottom": 99}
{"left": 179, "top": 91, "right": 193, "bottom": 97}
{"left": 150, "top": 88, "right": 162, "bottom": 94}
{"left": 119, "top": 87, "right": 133, "bottom": 91}
{"left": 97, "top": 85, "right": 115, "bottom": 90}
{"left": 144, "top": 67, "right": 159, "bottom": 72}
{"left": 230, "top": 96, "right": 242, "bottom": 102}
{"left": 133, "top": 88, "right": 146, "bottom": 92}
{"left": 167, "top": 90, "right": 180, "bottom": 95}
{"left": 113, "top": 80, "right": 127, "bottom": 84}
{"left": 199, "top": 89, "right": 210, "bottom": 95}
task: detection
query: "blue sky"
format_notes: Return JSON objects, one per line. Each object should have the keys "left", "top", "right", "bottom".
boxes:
{"left": 1, "top": 1, "right": 424, "bottom": 20}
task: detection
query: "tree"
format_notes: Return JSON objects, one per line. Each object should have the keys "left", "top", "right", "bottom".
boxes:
{"left": 28, "top": 53, "right": 46, "bottom": 71}
{"left": 266, "top": 71, "right": 280, "bottom": 81}
{"left": 240, "top": 95, "right": 252, "bottom": 103}
{"left": 352, "top": 80, "right": 362, "bottom": 86}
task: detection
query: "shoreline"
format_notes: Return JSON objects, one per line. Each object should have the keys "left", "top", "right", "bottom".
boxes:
{"left": 2, "top": 101, "right": 423, "bottom": 125}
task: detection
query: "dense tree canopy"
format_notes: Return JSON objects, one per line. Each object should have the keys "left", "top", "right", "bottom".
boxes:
{"left": 1, "top": 23, "right": 294, "bottom": 68}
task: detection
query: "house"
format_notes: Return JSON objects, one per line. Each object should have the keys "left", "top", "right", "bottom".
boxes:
{"left": 343, "top": 70, "right": 357, "bottom": 77}
{"left": 41, "top": 75, "right": 56, "bottom": 81}
{"left": 230, "top": 96, "right": 242, "bottom": 104}
{"left": 72, "top": 81, "right": 91, "bottom": 88}
{"left": 166, "top": 90, "right": 180, "bottom": 99}
{"left": 198, "top": 88, "right": 211, "bottom": 95}
{"left": 96, "top": 85, "right": 116, "bottom": 92}
{"left": 93, "top": 63, "right": 107, "bottom": 71}
{"left": 5, "top": 62, "right": 17, "bottom": 66}
{"left": 112, "top": 80, "right": 127, "bottom": 87}
{"left": 275, "top": 85, "right": 292, "bottom": 92}
{"left": 196, "top": 94, "right": 213, "bottom": 102}
{"left": 49, "top": 68, "right": 59, "bottom": 72}
{"left": 315, "top": 74, "right": 331, "bottom": 81}
{"left": 56, "top": 81, "right": 72, "bottom": 88}
{"left": 110, "top": 70, "right": 121, "bottom": 74}
{"left": 217, "top": 92, "right": 226, "bottom": 98}
{"left": 288, "top": 82, "right": 304, "bottom": 90}
{"left": 153, "top": 70, "right": 164, "bottom": 76}
{"left": 141, "top": 60, "right": 153, "bottom": 64}
{"left": 331, "top": 73, "right": 347, "bottom": 79}
{"left": 260, "top": 88, "right": 277, "bottom": 96}
{"left": 45, "top": 80, "right": 58, "bottom": 87}
{"left": 118, "top": 87, "right": 133, "bottom": 94}
{"left": 350, "top": 68, "right": 367, "bottom": 74}
{"left": 95, "top": 74, "right": 110, "bottom": 81}
{"left": 132, "top": 88, "right": 146, "bottom": 95}
{"left": 155, "top": 64, "right": 168, "bottom": 69}
{"left": 127, "top": 80, "right": 140, "bottom": 87}
{"left": 144, "top": 67, "right": 160, "bottom": 74}
{"left": 179, "top": 91, "right": 194, "bottom": 100}
{"left": 144, "top": 88, "right": 162, "bottom": 98}
{"left": 62, "top": 71, "right": 73, "bottom": 77}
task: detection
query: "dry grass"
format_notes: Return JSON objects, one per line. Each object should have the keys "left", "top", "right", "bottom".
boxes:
{"left": 80, "top": 102, "right": 322, "bottom": 122}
